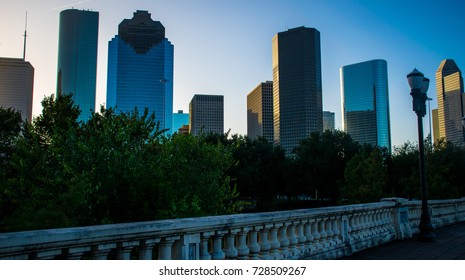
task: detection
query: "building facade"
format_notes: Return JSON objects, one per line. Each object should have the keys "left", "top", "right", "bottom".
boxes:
{"left": 272, "top": 26, "right": 323, "bottom": 154}
{"left": 107, "top": 10, "right": 173, "bottom": 134}
{"left": 173, "top": 110, "right": 189, "bottom": 134}
{"left": 189, "top": 94, "right": 224, "bottom": 136}
{"left": 435, "top": 59, "right": 465, "bottom": 145}
{"left": 57, "top": 9, "right": 99, "bottom": 121}
{"left": 247, "top": 81, "right": 274, "bottom": 143}
{"left": 0, "top": 57, "right": 34, "bottom": 122}
{"left": 323, "top": 111, "right": 335, "bottom": 132}
{"left": 340, "top": 59, "right": 391, "bottom": 152}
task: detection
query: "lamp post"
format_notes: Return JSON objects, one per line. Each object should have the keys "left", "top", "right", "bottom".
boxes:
{"left": 462, "top": 116, "right": 465, "bottom": 142}
{"left": 407, "top": 68, "right": 435, "bottom": 242}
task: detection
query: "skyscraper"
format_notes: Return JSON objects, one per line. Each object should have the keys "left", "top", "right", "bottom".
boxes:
{"left": 247, "top": 81, "right": 274, "bottom": 143}
{"left": 323, "top": 111, "right": 335, "bottom": 132}
{"left": 57, "top": 9, "right": 99, "bottom": 121}
{"left": 435, "top": 59, "right": 465, "bottom": 145}
{"left": 189, "top": 94, "right": 224, "bottom": 136}
{"left": 340, "top": 59, "right": 391, "bottom": 152}
{"left": 107, "top": 10, "right": 173, "bottom": 134}
{"left": 0, "top": 57, "right": 34, "bottom": 122}
{"left": 272, "top": 27, "right": 323, "bottom": 155}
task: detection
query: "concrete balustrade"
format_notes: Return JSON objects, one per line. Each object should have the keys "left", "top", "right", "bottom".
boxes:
{"left": 1, "top": 197, "right": 464, "bottom": 260}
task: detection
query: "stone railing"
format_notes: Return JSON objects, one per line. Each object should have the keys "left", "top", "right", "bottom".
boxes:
{"left": 1, "top": 197, "right": 464, "bottom": 260}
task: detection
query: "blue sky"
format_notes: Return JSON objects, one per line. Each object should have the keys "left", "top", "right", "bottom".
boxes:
{"left": 1, "top": 0, "right": 464, "bottom": 148}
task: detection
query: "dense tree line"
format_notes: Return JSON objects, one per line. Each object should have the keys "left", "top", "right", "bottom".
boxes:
{"left": 1, "top": 95, "right": 465, "bottom": 232}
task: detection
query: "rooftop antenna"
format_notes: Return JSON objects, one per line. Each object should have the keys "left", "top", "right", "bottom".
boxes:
{"left": 23, "top": 11, "right": 28, "bottom": 60}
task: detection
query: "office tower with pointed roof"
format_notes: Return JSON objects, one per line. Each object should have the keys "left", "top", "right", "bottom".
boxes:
{"left": 107, "top": 10, "right": 173, "bottom": 134}
{"left": 435, "top": 59, "right": 465, "bottom": 145}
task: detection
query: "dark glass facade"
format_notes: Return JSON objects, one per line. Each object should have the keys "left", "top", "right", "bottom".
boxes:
{"left": 272, "top": 27, "right": 323, "bottom": 155}
{"left": 107, "top": 11, "right": 173, "bottom": 134}
{"left": 247, "top": 81, "right": 274, "bottom": 143}
{"left": 57, "top": 9, "right": 98, "bottom": 121}
{"left": 340, "top": 59, "right": 391, "bottom": 152}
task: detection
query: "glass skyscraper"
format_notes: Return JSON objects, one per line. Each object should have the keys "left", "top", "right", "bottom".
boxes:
{"left": 272, "top": 27, "right": 323, "bottom": 155}
{"left": 340, "top": 59, "right": 391, "bottom": 152}
{"left": 107, "top": 10, "right": 173, "bottom": 134}
{"left": 57, "top": 9, "right": 98, "bottom": 121}
{"left": 435, "top": 59, "right": 464, "bottom": 146}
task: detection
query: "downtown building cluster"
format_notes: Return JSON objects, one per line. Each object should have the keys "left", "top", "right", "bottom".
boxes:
{"left": 1, "top": 9, "right": 464, "bottom": 154}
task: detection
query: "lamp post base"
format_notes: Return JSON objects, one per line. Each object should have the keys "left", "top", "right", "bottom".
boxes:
{"left": 417, "top": 216, "right": 435, "bottom": 242}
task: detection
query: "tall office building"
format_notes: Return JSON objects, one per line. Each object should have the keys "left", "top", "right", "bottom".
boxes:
{"left": 247, "top": 81, "right": 274, "bottom": 143}
{"left": 0, "top": 58, "right": 34, "bottom": 122}
{"left": 272, "top": 27, "right": 323, "bottom": 154}
{"left": 323, "top": 111, "right": 335, "bottom": 132}
{"left": 107, "top": 10, "right": 174, "bottom": 134}
{"left": 340, "top": 59, "right": 391, "bottom": 152}
{"left": 57, "top": 9, "right": 99, "bottom": 121}
{"left": 435, "top": 59, "right": 465, "bottom": 145}
{"left": 189, "top": 94, "right": 224, "bottom": 136}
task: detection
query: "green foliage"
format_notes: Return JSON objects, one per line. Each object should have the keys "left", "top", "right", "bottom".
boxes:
{"left": 0, "top": 96, "right": 238, "bottom": 232}
{"left": 291, "top": 130, "right": 361, "bottom": 202}
{"left": 342, "top": 148, "right": 388, "bottom": 204}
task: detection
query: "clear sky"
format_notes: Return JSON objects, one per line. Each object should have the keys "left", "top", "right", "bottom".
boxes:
{"left": 1, "top": 0, "right": 464, "bottom": 148}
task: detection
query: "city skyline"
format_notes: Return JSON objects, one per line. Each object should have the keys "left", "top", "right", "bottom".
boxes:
{"left": 1, "top": 0, "right": 465, "bottom": 149}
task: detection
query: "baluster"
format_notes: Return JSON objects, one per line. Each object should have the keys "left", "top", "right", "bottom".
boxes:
{"left": 331, "top": 217, "right": 341, "bottom": 245}
{"left": 248, "top": 227, "right": 261, "bottom": 260}
{"left": 304, "top": 219, "right": 315, "bottom": 254}
{"left": 61, "top": 247, "right": 90, "bottom": 260}
{"left": 278, "top": 223, "right": 290, "bottom": 258}
{"left": 258, "top": 225, "right": 272, "bottom": 260}
{"left": 312, "top": 217, "right": 323, "bottom": 252}
{"left": 295, "top": 221, "right": 306, "bottom": 256}
{"left": 318, "top": 217, "right": 328, "bottom": 250}
{"left": 325, "top": 217, "right": 335, "bottom": 247}
{"left": 269, "top": 224, "right": 282, "bottom": 260}
{"left": 237, "top": 227, "right": 250, "bottom": 260}
{"left": 91, "top": 244, "right": 116, "bottom": 260}
{"left": 139, "top": 239, "right": 160, "bottom": 260}
{"left": 116, "top": 241, "right": 138, "bottom": 260}
{"left": 287, "top": 222, "right": 299, "bottom": 257}
{"left": 159, "top": 237, "right": 177, "bottom": 260}
{"left": 211, "top": 231, "right": 226, "bottom": 260}
{"left": 200, "top": 232, "right": 213, "bottom": 260}
{"left": 224, "top": 229, "right": 239, "bottom": 259}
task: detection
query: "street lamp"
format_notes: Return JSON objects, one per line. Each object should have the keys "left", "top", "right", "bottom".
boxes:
{"left": 407, "top": 68, "right": 435, "bottom": 242}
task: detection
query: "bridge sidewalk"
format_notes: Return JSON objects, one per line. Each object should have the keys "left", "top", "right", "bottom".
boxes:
{"left": 341, "top": 222, "right": 465, "bottom": 260}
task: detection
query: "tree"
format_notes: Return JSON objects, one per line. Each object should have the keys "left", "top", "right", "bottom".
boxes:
{"left": 342, "top": 148, "right": 388, "bottom": 204}
{"left": 291, "top": 130, "right": 360, "bottom": 202}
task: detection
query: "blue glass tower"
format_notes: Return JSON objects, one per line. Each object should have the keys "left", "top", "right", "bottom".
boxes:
{"left": 340, "top": 59, "right": 391, "bottom": 152}
{"left": 107, "top": 10, "right": 173, "bottom": 134}
{"left": 57, "top": 9, "right": 99, "bottom": 121}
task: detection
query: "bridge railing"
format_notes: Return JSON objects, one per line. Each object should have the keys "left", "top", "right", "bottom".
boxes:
{"left": 1, "top": 197, "right": 464, "bottom": 260}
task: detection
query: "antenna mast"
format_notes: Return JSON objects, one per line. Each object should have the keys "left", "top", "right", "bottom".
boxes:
{"left": 23, "top": 11, "right": 28, "bottom": 60}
